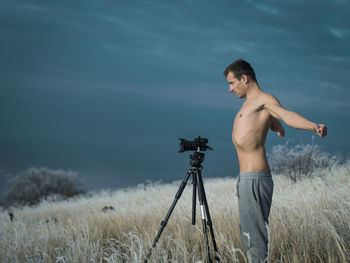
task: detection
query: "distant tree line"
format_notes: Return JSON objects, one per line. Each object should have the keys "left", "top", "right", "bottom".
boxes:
{"left": 268, "top": 138, "right": 344, "bottom": 182}
{"left": 1, "top": 167, "right": 85, "bottom": 208}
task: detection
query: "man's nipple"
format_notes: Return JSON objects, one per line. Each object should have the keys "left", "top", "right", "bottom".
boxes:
{"left": 239, "top": 113, "right": 243, "bottom": 118}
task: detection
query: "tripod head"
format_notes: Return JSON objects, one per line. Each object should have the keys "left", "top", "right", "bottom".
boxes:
{"left": 190, "top": 151, "right": 205, "bottom": 168}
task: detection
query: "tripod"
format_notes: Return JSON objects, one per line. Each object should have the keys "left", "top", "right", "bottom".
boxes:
{"left": 144, "top": 150, "right": 220, "bottom": 263}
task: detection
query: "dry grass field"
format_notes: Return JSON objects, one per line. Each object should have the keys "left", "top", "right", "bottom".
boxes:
{"left": 1, "top": 148, "right": 349, "bottom": 262}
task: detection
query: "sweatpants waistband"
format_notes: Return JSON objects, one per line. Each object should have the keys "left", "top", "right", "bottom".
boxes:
{"left": 238, "top": 170, "right": 272, "bottom": 180}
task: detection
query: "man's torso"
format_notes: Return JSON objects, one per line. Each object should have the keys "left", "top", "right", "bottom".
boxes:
{"left": 232, "top": 93, "right": 273, "bottom": 172}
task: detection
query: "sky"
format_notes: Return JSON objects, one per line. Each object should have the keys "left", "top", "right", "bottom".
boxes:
{"left": 1, "top": 0, "right": 349, "bottom": 196}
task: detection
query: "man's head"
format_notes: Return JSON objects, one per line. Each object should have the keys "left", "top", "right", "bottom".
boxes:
{"left": 223, "top": 59, "right": 257, "bottom": 83}
{"left": 224, "top": 59, "right": 257, "bottom": 98}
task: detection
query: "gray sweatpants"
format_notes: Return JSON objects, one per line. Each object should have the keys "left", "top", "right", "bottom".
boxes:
{"left": 236, "top": 171, "right": 274, "bottom": 263}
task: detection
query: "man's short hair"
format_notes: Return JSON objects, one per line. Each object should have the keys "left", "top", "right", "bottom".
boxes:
{"left": 223, "top": 59, "right": 257, "bottom": 83}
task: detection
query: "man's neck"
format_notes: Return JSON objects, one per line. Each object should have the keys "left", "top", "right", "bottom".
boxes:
{"left": 245, "top": 82, "right": 263, "bottom": 100}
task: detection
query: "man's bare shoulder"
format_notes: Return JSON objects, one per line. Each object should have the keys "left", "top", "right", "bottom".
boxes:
{"left": 260, "top": 92, "right": 291, "bottom": 119}
{"left": 259, "top": 92, "right": 281, "bottom": 107}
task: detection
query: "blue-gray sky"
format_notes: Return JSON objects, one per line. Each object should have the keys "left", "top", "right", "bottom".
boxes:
{"left": 1, "top": 0, "right": 349, "bottom": 196}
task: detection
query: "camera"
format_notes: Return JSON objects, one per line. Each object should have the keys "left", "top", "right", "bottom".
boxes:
{"left": 178, "top": 136, "right": 213, "bottom": 152}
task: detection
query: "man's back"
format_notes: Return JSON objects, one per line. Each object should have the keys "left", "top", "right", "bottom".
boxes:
{"left": 232, "top": 92, "right": 273, "bottom": 172}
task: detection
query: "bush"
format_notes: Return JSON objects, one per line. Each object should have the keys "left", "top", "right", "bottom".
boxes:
{"left": 267, "top": 137, "right": 344, "bottom": 182}
{"left": 3, "top": 167, "right": 85, "bottom": 207}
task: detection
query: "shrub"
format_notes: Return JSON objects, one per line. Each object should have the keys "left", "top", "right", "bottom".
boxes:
{"left": 267, "top": 137, "right": 344, "bottom": 182}
{"left": 3, "top": 167, "right": 85, "bottom": 207}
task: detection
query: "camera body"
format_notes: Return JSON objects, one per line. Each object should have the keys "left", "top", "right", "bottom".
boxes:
{"left": 179, "top": 136, "right": 213, "bottom": 152}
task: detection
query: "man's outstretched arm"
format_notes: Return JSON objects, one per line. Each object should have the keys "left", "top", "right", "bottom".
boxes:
{"left": 263, "top": 94, "right": 327, "bottom": 137}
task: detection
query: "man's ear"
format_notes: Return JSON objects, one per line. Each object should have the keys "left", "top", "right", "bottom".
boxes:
{"left": 241, "top": 74, "right": 249, "bottom": 84}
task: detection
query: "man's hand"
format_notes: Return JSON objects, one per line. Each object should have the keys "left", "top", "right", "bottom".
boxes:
{"left": 270, "top": 117, "right": 285, "bottom": 137}
{"left": 277, "top": 125, "right": 285, "bottom": 137}
{"left": 313, "top": 124, "right": 327, "bottom": 137}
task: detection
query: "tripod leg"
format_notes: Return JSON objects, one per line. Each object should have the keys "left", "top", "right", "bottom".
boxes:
{"left": 192, "top": 171, "right": 197, "bottom": 225}
{"left": 195, "top": 170, "right": 212, "bottom": 263}
{"left": 197, "top": 172, "right": 221, "bottom": 262}
{"left": 144, "top": 170, "right": 192, "bottom": 263}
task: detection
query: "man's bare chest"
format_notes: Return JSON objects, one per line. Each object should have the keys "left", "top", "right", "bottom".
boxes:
{"left": 235, "top": 102, "right": 264, "bottom": 122}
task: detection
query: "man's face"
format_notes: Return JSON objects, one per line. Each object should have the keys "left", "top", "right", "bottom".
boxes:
{"left": 226, "top": 72, "right": 246, "bottom": 99}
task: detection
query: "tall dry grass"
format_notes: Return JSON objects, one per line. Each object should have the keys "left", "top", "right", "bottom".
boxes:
{"left": 1, "top": 146, "right": 349, "bottom": 263}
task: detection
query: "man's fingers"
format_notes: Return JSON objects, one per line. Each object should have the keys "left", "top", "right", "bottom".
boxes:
{"left": 318, "top": 127, "right": 327, "bottom": 137}
{"left": 320, "top": 125, "right": 327, "bottom": 137}
{"left": 315, "top": 124, "right": 327, "bottom": 137}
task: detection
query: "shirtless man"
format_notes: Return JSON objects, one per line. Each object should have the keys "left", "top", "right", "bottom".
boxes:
{"left": 223, "top": 59, "right": 327, "bottom": 263}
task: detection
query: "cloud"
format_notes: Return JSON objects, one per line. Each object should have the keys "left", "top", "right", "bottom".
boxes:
{"left": 328, "top": 27, "right": 349, "bottom": 38}
{"left": 255, "top": 4, "right": 280, "bottom": 15}
{"left": 21, "top": 3, "right": 48, "bottom": 11}
{"left": 1, "top": 0, "right": 349, "bottom": 111}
